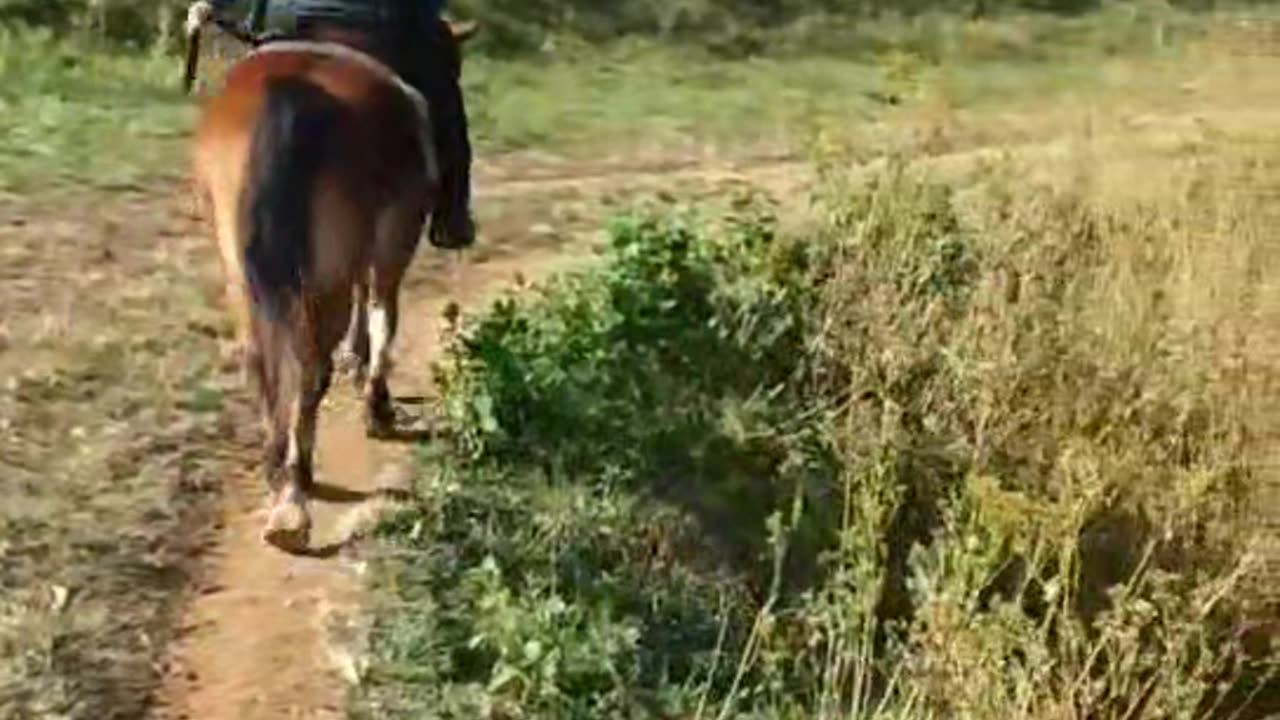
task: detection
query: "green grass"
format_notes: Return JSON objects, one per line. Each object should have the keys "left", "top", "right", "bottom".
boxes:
{"left": 465, "top": 45, "right": 886, "bottom": 154}
{"left": 461, "top": 5, "right": 1205, "bottom": 159}
{"left": 0, "top": 29, "right": 192, "bottom": 192}
{"left": 0, "top": 6, "right": 1211, "bottom": 191}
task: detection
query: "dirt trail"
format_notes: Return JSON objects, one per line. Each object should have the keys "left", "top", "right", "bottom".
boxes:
{"left": 152, "top": 243, "right": 593, "bottom": 719}
{"left": 148, "top": 152, "right": 745, "bottom": 718}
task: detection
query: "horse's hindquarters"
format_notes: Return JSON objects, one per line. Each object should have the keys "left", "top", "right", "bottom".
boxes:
{"left": 190, "top": 45, "right": 432, "bottom": 554}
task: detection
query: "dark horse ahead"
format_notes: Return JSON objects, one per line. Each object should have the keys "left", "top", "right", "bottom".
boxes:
{"left": 185, "top": 4, "right": 475, "bottom": 552}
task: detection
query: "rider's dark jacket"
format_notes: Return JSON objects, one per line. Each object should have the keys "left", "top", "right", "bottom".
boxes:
{"left": 212, "top": 0, "right": 446, "bottom": 34}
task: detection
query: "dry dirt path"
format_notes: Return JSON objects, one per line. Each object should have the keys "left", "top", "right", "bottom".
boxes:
{"left": 152, "top": 247, "right": 583, "bottom": 720}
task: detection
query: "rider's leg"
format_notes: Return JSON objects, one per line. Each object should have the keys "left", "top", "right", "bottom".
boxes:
{"left": 395, "top": 15, "right": 474, "bottom": 248}
{"left": 429, "top": 15, "right": 474, "bottom": 248}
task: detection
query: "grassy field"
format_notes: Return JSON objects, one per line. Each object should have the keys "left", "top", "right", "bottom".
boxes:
{"left": 3, "top": 5, "right": 1280, "bottom": 720}
{"left": 0, "top": 4, "right": 1203, "bottom": 190}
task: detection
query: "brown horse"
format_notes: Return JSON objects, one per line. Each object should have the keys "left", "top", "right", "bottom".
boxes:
{"left": 188, "top": 19, "right": 475, "bottom": 552}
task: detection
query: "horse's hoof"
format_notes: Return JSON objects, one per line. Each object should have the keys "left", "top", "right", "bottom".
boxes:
{"left": 262, "top": 499, "right": 311, "bottom": 553}
{"left": 364, "top": 412, "right": 396, "bottom": 440}
{"left": 364, "top": 387, "right": 397, "bottom": 438}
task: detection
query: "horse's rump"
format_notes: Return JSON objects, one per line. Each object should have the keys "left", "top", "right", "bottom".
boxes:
{"left": 247, "top": 40, "right": 438, "bottom": 185}
{"left": 195, "top": 42, "right": 436, "bottom": 207}
{"left": 192, "top": 40, "right": 433, "bottom": 410}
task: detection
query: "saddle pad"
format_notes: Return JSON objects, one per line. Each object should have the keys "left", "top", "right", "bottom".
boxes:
{"left": 250, "top": 40, "right": 439, "bottom": 186}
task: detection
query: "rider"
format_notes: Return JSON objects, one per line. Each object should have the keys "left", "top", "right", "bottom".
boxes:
{"left": 210, "top": 0, "right": 475, "bottom": 248}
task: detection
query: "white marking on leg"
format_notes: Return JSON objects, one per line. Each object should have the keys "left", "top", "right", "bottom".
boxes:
{"left": 344, "top": 283, "right": 369, "bottom": 358}
{"left": 368, "top": 303, "right": 391, "bottom": 382}
{"left": 265, "top": 388, "right": 313, "bottom": 550}
{"left": 284, "top": 393, "right": 309, "bottom": 473}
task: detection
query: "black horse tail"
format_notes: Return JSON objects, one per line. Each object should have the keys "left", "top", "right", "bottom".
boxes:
{"left": 241, "top": 76, "right": 343, "bottom": 325}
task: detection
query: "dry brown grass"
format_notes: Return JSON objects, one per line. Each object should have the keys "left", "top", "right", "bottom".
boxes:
{"left": 800, "top": 51, "right": 1280, "bottom": 718}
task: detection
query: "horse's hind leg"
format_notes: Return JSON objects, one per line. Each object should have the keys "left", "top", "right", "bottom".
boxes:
{"left": 364, "top": 198, "right": 427, "bottom": 438}
{"left": 261, "top": 177, "right": 359, "bottom": 552}
{"left": 245, "top": 342, "right": 288, "bottom": 490}
{"left": 364, "top": 274, "right": 402, "bottom": 438}
{"left": 262, "top": 344, "right": 336, "bottom": 553}
{"left": 337, "top": 279, "right": 370, "bottom": 390}
{"left": 201, "top": 165, "right": 292, "bottom": 492}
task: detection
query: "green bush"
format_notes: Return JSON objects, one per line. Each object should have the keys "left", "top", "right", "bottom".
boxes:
{"left": 435, "top": 196, "right": 839, "bottom": 587}
{"left": 357, "top": 198, "right": 835, "bottom": 718}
